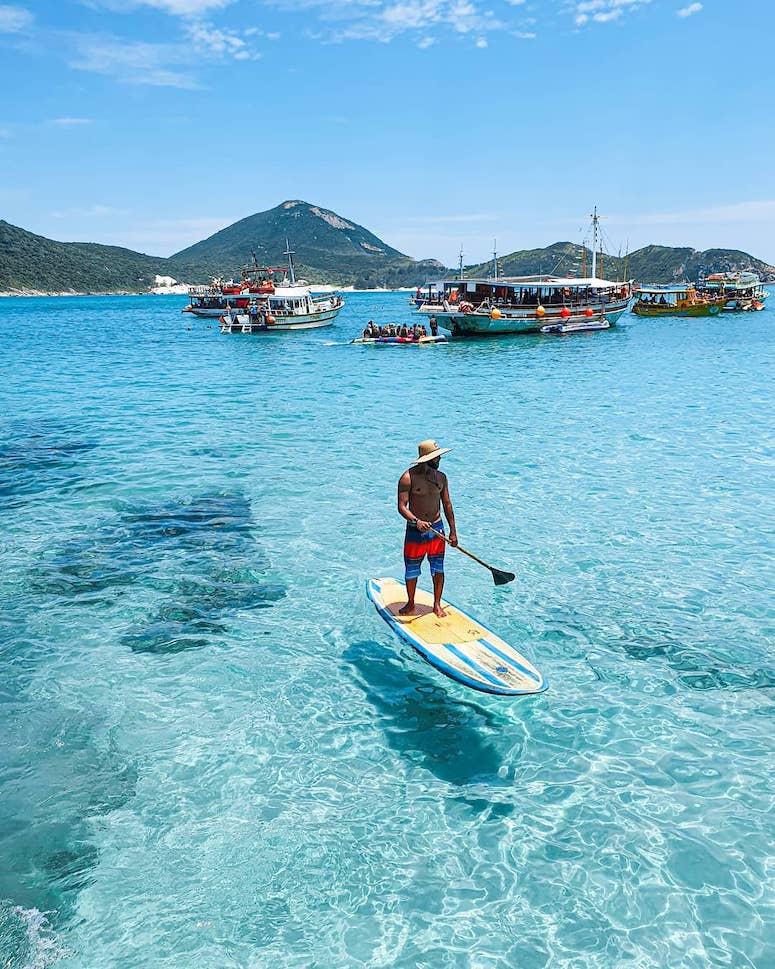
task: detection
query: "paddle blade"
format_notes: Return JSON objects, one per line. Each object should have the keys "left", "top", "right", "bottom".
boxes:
{"left": 491, "top": 568, "right": 515, "bottom": 586}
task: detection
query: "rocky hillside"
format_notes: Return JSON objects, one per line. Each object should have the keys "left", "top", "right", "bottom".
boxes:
{"left": 2, "top": 203, "right": 773, "bottom": 294}
{"left": 0, "top": 220, "right": 170, "bottom": 294}
{"left": 465, "top": 242, "right": 775, "bottom": 284}
{"left": 169, "top": 200, "right": 445, "bottom": 289}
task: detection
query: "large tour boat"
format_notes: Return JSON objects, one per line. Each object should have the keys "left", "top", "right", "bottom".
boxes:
{"left": 181, "top": 274, "right": 278, "bottom": 318}
{"left": 218, "top": 243, "right": 343, "bottom": 333}
{"left": 418, "top": 274, "right": 632, "bottom": 335}
{"left": 632, "top": 285, "right": 727, "bottom": 317}
{"left": 415, "top": 210, "right": 632, "bottom": 335}
{"left": 183, "top": 241, "right": 344, "bottom": 328}
{"left": 698, "top": 271, "right": 767, "bottom": 311}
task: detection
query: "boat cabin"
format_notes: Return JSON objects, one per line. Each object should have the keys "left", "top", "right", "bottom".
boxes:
{"left": 634, "top": 285, "right": 700, "bottom": 307}
{"left": 431, "top": 275, "right": 631, "bottom": 310}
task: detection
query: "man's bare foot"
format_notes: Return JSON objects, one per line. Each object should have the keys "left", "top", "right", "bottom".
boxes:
{"left": 433, "top": 603, "right": 447, "bottom": 618}
{"left": 399, "top": 602, "right": 416, "bottom": 616}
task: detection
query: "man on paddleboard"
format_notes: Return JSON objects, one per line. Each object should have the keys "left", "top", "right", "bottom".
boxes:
{"left": 397, "top": 440, "right": 458, "bottom": 618}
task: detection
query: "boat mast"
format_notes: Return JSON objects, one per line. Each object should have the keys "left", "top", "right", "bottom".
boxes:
{"left": 492, "top": 239, "right": 498, "bottom": 280}
{"left": 458, "top": 245, "right": 464, "bottom": 280}
{"left": 283, "top": 237, "right": 296, "bottom": 285}
{"left": 591, "top": 207, "right": 599, "bottom": 279}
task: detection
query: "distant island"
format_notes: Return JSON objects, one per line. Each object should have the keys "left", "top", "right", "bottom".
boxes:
{"left": 1, "top": 200, "right": 773, "bottom": 296}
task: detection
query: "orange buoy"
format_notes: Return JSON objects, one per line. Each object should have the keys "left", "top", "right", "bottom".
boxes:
{"left": 536, "top": 305, "right": 546, "bottom": 318}
{"left": 490, "top": 308, "right": 502, "bottom": 320}
{"left": 266, "top": 315, "right": 276, "bottom": 324}
{"left": 585, "top": 308, "right": 594, "bottom": 317}
{"left": 560, "top": 307, "right": 571, "bottom": 319}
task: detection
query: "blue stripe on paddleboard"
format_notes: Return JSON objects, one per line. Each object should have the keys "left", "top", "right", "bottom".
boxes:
{"left": 441, "top": 642, "right": 509, "bottom": 689}
{"left": 477, "top": 638, "right": 542, "bottom": 684}
{"left": 365, "top": 579, "right": 546, "bottom": 695}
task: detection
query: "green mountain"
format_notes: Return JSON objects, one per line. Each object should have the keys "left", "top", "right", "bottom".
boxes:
{"left": 169, "top": 200, "right": 446, "bottom": 289}
{"left": 0, "top": 220, "right": 170, "bottom": 293}
{"left": 1, "top": 202, "right": 773, "bottom": 294}
{"left": 465, "top": 242, "right": 775, "bottom": 284}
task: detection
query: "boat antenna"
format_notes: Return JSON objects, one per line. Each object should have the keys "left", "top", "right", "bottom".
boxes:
{"left": 492, "top": 239, "right": 498, "bottom": 280}
{"left": 251, "top": 250, "right": 259, "bottom": 269}
{"left": 458, "top": 244, "right": 464, "bottom": 280}
{"left": 283, "top": 237, "right": 296, "bottom": 285}
{"left": 591, "top": 206, "right": 599, "bottom": 279}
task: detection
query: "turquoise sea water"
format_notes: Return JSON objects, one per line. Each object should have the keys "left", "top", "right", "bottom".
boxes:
{"left": 0, "top": 292, "right": 773, "bottom": 968}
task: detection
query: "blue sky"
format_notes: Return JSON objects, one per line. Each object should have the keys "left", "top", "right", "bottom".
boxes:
{"left": 1, "top": 0, "right": 773, "bottom": 265}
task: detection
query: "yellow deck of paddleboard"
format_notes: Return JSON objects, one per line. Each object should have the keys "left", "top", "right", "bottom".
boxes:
{"left": 366, "top": 577, "right": 547, "bottom": 696}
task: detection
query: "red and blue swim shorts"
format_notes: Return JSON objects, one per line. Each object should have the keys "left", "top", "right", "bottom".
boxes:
{"left": 404, "top": 520, "right": 445, "bottom": 580}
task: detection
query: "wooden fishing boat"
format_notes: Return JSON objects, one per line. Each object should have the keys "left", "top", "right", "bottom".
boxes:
{"left": 188, "top": 240, "right": 344, "bottom": 329}
{"left": 698, "top": 271, "right": 768, "bottom": 311}
{"left": 416, "top": 209, "right": 632, "bottom": 335}
{"left": 217, "top": 241, "right": 344, "bottom": 333}
{"left": 632, "top": 285, "right": 726, "bottom": 317}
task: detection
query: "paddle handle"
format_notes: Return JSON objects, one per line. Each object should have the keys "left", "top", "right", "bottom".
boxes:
{"left": 426, "top": 526, "right": 491, "bottom": 571}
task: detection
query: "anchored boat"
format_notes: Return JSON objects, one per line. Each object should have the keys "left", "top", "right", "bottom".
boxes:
{"left": 218, "top": 241, "right": 344, "bottom": 333}
{"left": 632, "top": 285, "right": 727, "bottom": 317}
{"left": 416, "top": 211, "right": 632, "bottom": 335}
{"left": 698, "top": 271, "right": 768, "bottom": 311}
{"left": 418, "top": 275, "right": 632, "bottom": 335}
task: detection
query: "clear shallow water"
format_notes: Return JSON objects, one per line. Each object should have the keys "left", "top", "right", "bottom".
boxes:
{"left": 0, "top": 292, "right": 773, "bottom": 968}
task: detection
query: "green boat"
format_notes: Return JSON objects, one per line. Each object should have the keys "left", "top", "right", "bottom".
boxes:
{"left": 632, "top": 285, "right": 726, "bottom": 317}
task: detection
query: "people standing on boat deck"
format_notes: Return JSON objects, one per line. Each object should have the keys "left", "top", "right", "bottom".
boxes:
{"left": 397, "top": 440, "right": 458, "bottom": 618}
{"left": 429, "top": 316, "right": 439, "bottom": 337}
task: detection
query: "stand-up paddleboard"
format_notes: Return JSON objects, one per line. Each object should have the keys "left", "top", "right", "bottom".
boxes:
{"left": 366, "top": 577, "right": 547, "bottom": 696}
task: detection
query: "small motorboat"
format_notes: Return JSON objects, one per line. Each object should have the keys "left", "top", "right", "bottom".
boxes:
{"left": 541, "top": 318, "right": 610, "bottom": 335}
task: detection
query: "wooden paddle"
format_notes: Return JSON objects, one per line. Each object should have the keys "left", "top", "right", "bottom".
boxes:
{"left": 426, "top": 525, "right": 515, "bottom": 586}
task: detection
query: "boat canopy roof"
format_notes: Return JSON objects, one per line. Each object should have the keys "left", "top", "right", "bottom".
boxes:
{"left": 636, "top": 284, "right": 694, "bottom": 293}
{"left": 443, "top": 275, "right": 628, "bottom": 290}
{"left": 705, "top": 271, "right": 760, "bottom": 282}
{"left": 271, "top": 286, "right": 311, "bottom": 298}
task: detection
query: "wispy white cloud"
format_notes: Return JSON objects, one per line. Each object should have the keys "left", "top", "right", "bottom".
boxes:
{"left": 0, "top": 3, "right": 32, "bottom": 31}
{"left": 92, "top": 0, "right": 233, "bottom": 16}
{"left": 574, "top": 0, "right": 651, "bottom": 27}
{"left": 184, "top": 20, "right": 260, "bottom": 59}
{"left": 68, "top": 35, "right": 200, "bottom": 87}
{"left": 677, "top": 2, "right": 702, "bottom": 18}
{"left": 268, "top": 0, "right": 515, "bottom": 44}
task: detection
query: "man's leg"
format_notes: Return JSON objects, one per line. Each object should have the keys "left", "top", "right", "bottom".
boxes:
{"left": 429, "top": 532, "right": 446, "bottom": 617}
{"left": 431, "top": 570, "right": 446, "bottom": 618}
{"left": 400, "top": 577, "right": 418, "bottom": 615}
{"left": 401, "top": 525, "right": 426, "bottom": 615}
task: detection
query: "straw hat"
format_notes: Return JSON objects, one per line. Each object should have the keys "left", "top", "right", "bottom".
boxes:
{"left": 411, "top": 439, "right": 452, "bottom": 465}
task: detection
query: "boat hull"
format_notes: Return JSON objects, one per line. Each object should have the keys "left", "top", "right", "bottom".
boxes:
{"left": 184, "top": 306, "right": 228, "bottom": 317}
{"left": 632, "top": 302, "right": 724, "bottom": 317}
{"left": 221, "top": 306, "right": 341, "bottom": 332}
{"left": 433, "top": 301, "right": 629, "bottom": 335}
